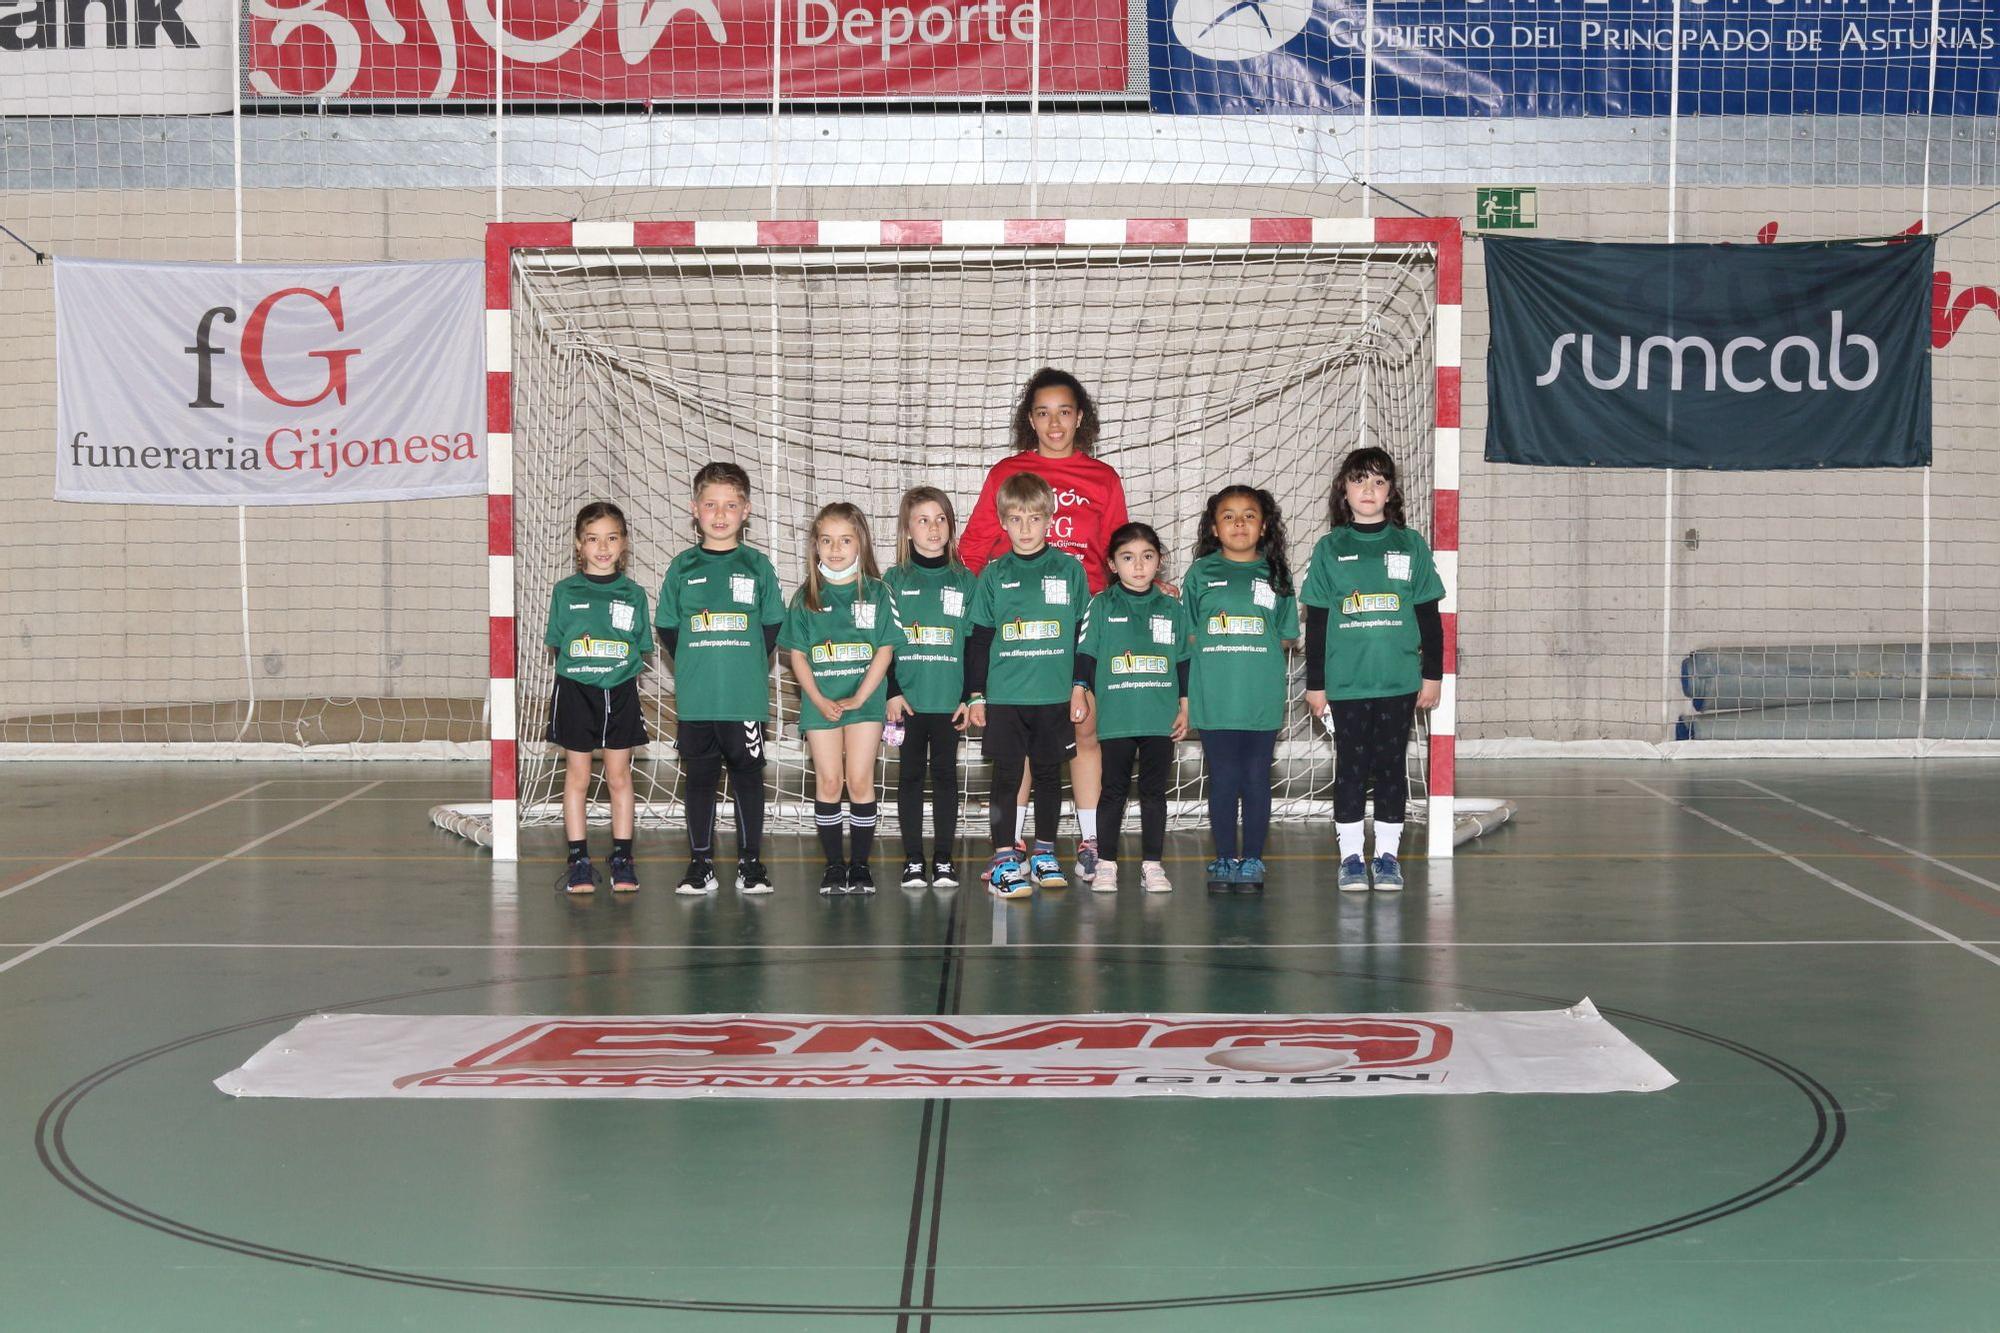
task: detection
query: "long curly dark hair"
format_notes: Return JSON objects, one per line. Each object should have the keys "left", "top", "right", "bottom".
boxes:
{"left": 1329, "top": 447, "right": 1406, "bottom": 529}
{"left": 1009, "top": 368, "right": 1101, "bottom": 456}
{"left": 1192, "top": 485, "right": 1293, "bottom": 597}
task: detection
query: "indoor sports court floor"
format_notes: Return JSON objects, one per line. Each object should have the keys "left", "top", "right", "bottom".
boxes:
{"left": 3, "top": 760, "right": 1998, "bottom": 1330}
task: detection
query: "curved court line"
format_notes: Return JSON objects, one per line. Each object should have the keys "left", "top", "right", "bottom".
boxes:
{"left": 0, "top": 781, "right": 273, "bottom": 902}
{"left": 36, "top": 959, "right": 1844, "bottom": 1317}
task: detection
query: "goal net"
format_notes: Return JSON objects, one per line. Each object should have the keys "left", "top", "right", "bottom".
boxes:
{"left": 441, "top": 218, "right": 1507, "bottom": 861}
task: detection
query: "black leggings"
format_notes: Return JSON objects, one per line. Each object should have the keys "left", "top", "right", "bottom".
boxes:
{"left": 989, "top": 756, "right": 1062, "bottom": 851}
{"left": 897, "top": 712, "right": 962, "bottom": 864}
{"left": 1201, "top": 728, "right": 1277, "bottom": 861}
{"left": 1099, "top": 735, "right": 1171, "bottom": 863}
{"left": 1330, "top": 693, "right": 1418, "bottom": 824}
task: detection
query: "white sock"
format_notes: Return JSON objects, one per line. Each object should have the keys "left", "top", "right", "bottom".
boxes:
{"left": 1336, "top": 821, "right": 1366, "bottom": 861}
{"left": 1078, "top": 809, "right": 1098, "bottom": 841}
{"left": 1374, "top": 822, "right": 1404, "bottom": 858}
{"left": 1016, "top": 806, "right": 1029, "bottom": 842}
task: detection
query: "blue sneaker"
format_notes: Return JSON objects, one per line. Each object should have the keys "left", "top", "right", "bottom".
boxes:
{"left": 1072, "top": 838, "right": 1100, "bottom": 881}
{"left": 1370, "top": 854, "right": 1404, "bottom": 892}
{"left": 563, "top": 855, "right": 597, "bottom": 895}
{"left": 1205, "top": 857, "right": 1238, "bottom": 889}
{"left": 1234, "top": 857, "right": 1267, "bottom": 890}
{"left": 1337, "top": 855, "right": 1371, "bottom": 892}
{"left": 987, "top": 850, "right": 1032, "bottom": 899}
{"left": 1027, "top": 848, "right": 1067, "bottom": 889}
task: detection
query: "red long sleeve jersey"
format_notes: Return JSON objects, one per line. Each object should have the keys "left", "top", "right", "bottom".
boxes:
{"left": 959, "top": 451, "right": 1130, "bottom": 595}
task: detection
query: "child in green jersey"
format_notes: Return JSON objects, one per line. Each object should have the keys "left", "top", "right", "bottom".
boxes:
{"left": 656, "top": 462, "right": 785, "bottom": 897}
{"left": 544, "top": 502, "right": 652, "bottom": 894}
{"left": 1073, "top": 523, "right": 1190, "bottom": 894}
{"left": 1300, "top": 448, "right": 1445, "bottom": 894}
{"left": 883, "top": 487, "right": 975, "bottom": 891}
{"left": 780, "top": 503, "right": 899, "bottom": 895}
{"left": 1185, "top": 485, "right": 1299, "bottom": 891}
{"left": 965, "top": 471, "right": 1090, "bottom": 898}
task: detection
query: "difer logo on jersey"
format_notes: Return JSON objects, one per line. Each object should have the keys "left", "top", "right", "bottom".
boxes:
{"left": 391, "top": 1014, "right": 1455, "bottom": 1090}
{"left": 1169, "top": 0, "right": 1311, "bottom": 61}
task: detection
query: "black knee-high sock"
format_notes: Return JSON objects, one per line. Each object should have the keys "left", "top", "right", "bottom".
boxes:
{"left": 815, "top": 799, "right": 844, "bottom": 864}
{"left": 685, "top": 772, "right": 719, "bottom": 859}
{"left": 990, "top": 755, "right": 1026, "bottom": 852}
{"left": 849, "top": 801, "right": 878, "bottom": 864}
{"left": 732, "top": 769, "right": 766, "bottom": 859}
{"left": 1030, "top": 759, "right": 1062, "bottom": 846}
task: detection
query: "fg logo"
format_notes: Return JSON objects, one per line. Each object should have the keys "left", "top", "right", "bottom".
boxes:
{"left": 184, "top": 286, "right": 360, "bottom": 411}
{"left": 1171, "top": 0, "right": 1312, "bottom": 61}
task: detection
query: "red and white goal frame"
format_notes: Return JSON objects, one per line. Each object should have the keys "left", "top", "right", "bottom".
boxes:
{"left": 480, "top": 216, "right": 1465, "bottom": 864}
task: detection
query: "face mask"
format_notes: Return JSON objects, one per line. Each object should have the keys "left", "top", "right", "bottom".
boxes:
{"left": 818, "top": 560, "right": 859, "bottom": 584}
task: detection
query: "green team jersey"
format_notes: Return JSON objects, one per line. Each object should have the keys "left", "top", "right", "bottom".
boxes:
{"left": 655, "top": 543, "right": 785, "bottom": 723}
{"left": 884, "top": 559, "right": 976, "bottom": 715}
{"left": 1078, "top": 583, "right": 1190, "bottom": 740}
{"left": 778, "top": 577, "right": 900, "bottom": 732}
{"left": 969, "top": 545, "right": 1090, "bottom": 707}
{"left": 544, "top": 572, "right": 652, "bottom": 688}
{"left": 1182, "top": 551, "right": 1299, "bottom": 732}
{"left": 1300, "top": 526, "right": 1446, "bottom": 701}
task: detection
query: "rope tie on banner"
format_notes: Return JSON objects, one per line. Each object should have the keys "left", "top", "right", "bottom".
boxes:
{"left": 0, "top": 223, "right": 48, "bottom": 263}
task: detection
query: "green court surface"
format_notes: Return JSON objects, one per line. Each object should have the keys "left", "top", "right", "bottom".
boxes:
{"left": 4, "top": 761, "right": 1999, "bottom": 1330}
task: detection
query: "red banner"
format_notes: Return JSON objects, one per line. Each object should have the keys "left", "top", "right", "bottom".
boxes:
{"left": 246, "top": 0, "right": 1129, "bottom": 100}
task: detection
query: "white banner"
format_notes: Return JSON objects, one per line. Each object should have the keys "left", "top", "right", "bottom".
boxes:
{"left": 0, "top": 0, "right": 233, "bottom": 115}
{"left": 55, "top": 258, "right": 485, "bottom": 506}
{"left": 217, "top": 1001, "right": 1676, "bottom": 1100}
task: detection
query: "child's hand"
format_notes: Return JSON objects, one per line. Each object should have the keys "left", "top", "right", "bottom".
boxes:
{"left": 1170, "top": 701, "right": 1189, "bottom": 742}
{"left": 1305, "top": 688, "right": 1328, "bottom": 719}
{"left": 886, "top": 695, "right": 908, "bottom": 723}
{"left": 1069, "top": 684, "right": 1090, "bottom": 724}
{"left": 951, "top": 703, "right": 971, "bottom": 732}
{"left": 967, "top": 700, "right": 986, "bottom": 730}
{"left": 1417, "top": 679, "right": 1441, "bottom": 711}
{"left": 1283, "top": 637, "right": 1300, "bottom": 654}
{"left": 815, "top": 695, "right": 847, "bottom": 722}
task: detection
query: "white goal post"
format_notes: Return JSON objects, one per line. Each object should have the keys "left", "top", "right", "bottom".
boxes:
{"left": 472, "top": 216, "right": 1475, "bottom": 864}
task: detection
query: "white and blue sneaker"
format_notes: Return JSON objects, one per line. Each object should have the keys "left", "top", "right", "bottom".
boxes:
{"left": 1027, "top": 847, "right": 1068, "bottom": 890}
{"left": 1370, "top": 854, "right": 1404, "bottom": 892}
{"left": 1337, "top": 855, "right": 1371, "bottom": 893}
{"left": 987, "top": 850, "right": 1032, "bottom": 899}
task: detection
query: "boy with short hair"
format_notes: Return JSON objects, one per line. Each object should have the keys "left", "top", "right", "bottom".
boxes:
{"left": 964, "top": 472, "right": 1090, "bottom": 898}
{"left": 656, "top": 462, "right": 785, "bottom": 895}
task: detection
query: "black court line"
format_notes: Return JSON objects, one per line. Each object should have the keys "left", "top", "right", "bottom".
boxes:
{"left": 34, "top": 955, "right": 1845, "bottom": 1318}
{"left": 896, "top": 889, "right": 964, "bottom": 1332}
{"left": 917, "top": 910, "right": 971, "bottom": 1331}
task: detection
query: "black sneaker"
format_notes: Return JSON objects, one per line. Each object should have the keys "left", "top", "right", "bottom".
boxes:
{"left": 562, "top": 855, "right": 597, "bottom": 895}
{"left": 846, "top": 861, "right": 876, "bottom": 894}
{"left": 674, "top": 858, "right": 717, "bottom": 896}
{"left": 900, "top": 860, "right": 929, "bottom": 889}
{"left": 930, "top": 860, "right": 959, "bottom": 888}
{"left": 608, "top": 852, "right": 640, "bottom": 893}
{"left": 736, "top": 857, "right": 774, "bottom": 895}
{"left": 818, "top": 862, "right": 849, "bottom": 896}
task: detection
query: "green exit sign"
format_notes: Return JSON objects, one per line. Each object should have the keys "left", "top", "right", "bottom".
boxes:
{"left": 1477, "top": 187, "right": 1538, "bottom": 230}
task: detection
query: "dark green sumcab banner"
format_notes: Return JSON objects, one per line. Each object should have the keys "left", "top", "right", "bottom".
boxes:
{"left": 1485, "top": 235, "right": 1932, "bottom": 470}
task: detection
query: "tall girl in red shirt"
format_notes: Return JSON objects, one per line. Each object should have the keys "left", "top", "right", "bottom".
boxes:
{"left": 960, "top": 368, "right": 1129, "bottom": 878}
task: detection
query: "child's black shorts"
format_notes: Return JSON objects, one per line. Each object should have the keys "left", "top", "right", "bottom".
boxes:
{"left": 546, "top": 677, "right": 648, "bottom": 752}
{"left": 677, "top": 719, "right": 768, "bottom": 771}
{"left": 982, "top": 701, "right": 1076, "bottom": 764}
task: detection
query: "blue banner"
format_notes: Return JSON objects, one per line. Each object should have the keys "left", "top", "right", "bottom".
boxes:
{"left": 1149, "top": 0, "right": 1999, "bottom": 116}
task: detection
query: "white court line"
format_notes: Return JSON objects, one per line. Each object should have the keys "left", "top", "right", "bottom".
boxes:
{"left": 1626, "top": 778, "right": 2000, "bottom": 970}
{"left": 0, "top": 939, "right": 1962, "bottom": 951}
{"left": 0, "top": 781, "right": 274, "bottom": 904}
{"left": 1736, "top": 778, "right": 2000, "bottom": 900}
{"left": 0, "top": 781, "right": 384, "bottom": 978}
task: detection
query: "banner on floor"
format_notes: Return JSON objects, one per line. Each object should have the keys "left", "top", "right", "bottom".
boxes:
{"left": 55, "top": 258, "right": 485, "bottom": 506}
{"left": 0, "top": 0, "right": 234, "bottom": 115}
{"left": 246, "top": 0, "right": 1129, "bottom": 101}
{"left": 216, "top": 1001, "right": 1676, "bottom": 1099}
{"left": 1148, "top": 0, "right": 1999, "bottom": 117}
{"left": 1484, "top": 235, "right": 1933, "bottom": 470}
